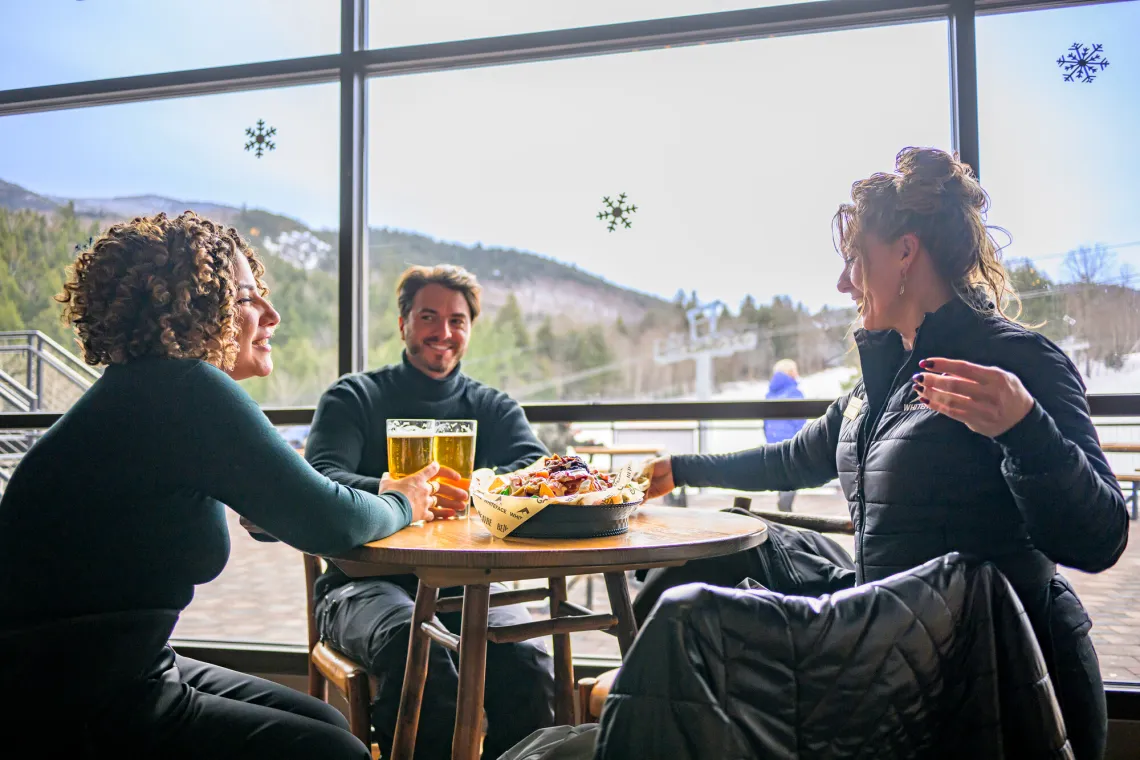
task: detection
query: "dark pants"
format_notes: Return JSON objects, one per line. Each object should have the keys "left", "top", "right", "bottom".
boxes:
{"left": 634, "top": 511, "right": 857, "bottom": 625}
{"left": 317, "top": 578, "right": 556, "bottom": 760}
{"left": 70, "top": 647, "right": 369, "bottom": 759}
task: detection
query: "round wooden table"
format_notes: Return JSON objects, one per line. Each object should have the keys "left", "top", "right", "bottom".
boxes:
{"left": 330, "top": 506, "right": 767, "bottom": 760}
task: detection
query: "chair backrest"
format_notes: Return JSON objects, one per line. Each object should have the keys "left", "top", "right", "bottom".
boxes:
{"left": 732, "top": 495, "right": 854, "bottom": 535}
{"left": 595, "top": 554, "right": 1071, "bottom": 759}
{"left": 302, "top": 554, "right": 323, "bottom": 653}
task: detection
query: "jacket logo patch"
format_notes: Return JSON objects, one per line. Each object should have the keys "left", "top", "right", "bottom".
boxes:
{"left": 843, "top": 395, "right": 865, "bottom": 421}
{"left": 901, "top": 402, "right": 928, "bottom": 412}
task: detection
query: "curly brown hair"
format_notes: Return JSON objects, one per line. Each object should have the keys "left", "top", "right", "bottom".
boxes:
{"left": 833, "top": 147, "right": 1020, "bottom": 321}
{"left": 56, "top": 211, "right": 268, "bottom": 370}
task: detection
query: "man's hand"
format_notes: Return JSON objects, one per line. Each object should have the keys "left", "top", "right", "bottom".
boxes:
{"left": 428, "top": 474, "right": 470, "bottom": 519}
{"left": 379, "top": 462, "right": 467, "bottom": 522}
{"left": 639, "top": 456, "right": 676, "bottom": 500}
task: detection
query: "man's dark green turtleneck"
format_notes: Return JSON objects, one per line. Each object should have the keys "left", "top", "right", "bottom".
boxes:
{"left": 305, "top": 352, "right": 547, "bottom": 597}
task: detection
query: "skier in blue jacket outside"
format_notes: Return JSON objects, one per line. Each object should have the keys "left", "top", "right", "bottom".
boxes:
{"left": 763, "top": 359, "right": 806, "bottom": 511}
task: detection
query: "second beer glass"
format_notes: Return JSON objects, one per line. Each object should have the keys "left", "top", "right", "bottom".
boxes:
{"left": 386, "top": 419, "right": 435, "bottom": 479}
{"left": 433, "top": 420, "right": 477, "bottom": 516}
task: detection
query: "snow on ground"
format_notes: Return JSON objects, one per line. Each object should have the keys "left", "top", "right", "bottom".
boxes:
{"left": 1081, "top": 353, "right": 1140, "bottom": 396}
{"left": 712, "top": 366, "right": 860, "bottom": 402}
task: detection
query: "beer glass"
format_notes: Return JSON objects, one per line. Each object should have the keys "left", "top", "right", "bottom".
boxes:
{"left": 433, "top": 420, "right": 477, "bottom": 515}
{"left": 386, "top": 419, "right": 435, "bottom": 479}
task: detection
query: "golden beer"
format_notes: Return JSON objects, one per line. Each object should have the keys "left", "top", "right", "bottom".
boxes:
{"left": 433, "top": 421, "right": 477, "bottom": 516}
{"left": 432, "top": 423, "right": 477, "bottom": 479}
{"left": 386, "top": 419, "right": 435, "bottom": 479}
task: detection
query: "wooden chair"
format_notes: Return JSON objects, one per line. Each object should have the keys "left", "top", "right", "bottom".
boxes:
{"left": 303, "top": 554, "right": 375, "bottom": 748}
{"left": 576, "top": 495, "right": 854, "bottom": 721}
{"left": 305, "top": 557, "right": 596, "bottom": 752}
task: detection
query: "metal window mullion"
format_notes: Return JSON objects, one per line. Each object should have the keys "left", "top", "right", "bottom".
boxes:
{"left": 0, "top": 0, "right": 1124, "bottom": 117}
{"left": 337, "top": 0, "right": 369, "bottom": 376}
{"left": 4, "top": 394, "right": 1140, "bottom": 429}
{"left": 949, "top": 0, "right": 981, "bottom": 176}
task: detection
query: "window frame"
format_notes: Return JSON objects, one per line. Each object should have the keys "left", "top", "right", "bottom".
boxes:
{"left": 3, "top": 0, "right": 1138, "bottom": 700}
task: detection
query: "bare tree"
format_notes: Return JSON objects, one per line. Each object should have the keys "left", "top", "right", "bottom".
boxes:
{"left": 1062, "top": 245, "right": 1140, "bottom": 374}
{"left": 1063, "top": 244, "right": 1114, "bottom": 284}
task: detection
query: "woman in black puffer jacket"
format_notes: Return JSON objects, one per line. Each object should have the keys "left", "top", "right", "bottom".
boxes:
{"left": 638, "top": 148, "right": 1128, "bottom": 760}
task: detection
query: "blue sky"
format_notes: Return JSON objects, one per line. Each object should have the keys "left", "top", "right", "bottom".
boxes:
{"left": 1, "top": 0, "right": 1137, "bottom": 310}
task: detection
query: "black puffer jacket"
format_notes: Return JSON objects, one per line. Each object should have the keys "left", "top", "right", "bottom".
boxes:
{"left": 672, "top": 297, "right": 1128, "bottom": 758}
{"left": 594, "top": 555, "right": 1073, "bottom": 760}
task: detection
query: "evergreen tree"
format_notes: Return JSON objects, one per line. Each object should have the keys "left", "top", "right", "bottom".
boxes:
{"left": 494, "top": 293, "right": 530, "bottom": 349}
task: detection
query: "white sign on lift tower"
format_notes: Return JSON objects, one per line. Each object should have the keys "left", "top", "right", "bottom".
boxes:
{"left": 653, "top": 300, "right": 758, "bottom": 452}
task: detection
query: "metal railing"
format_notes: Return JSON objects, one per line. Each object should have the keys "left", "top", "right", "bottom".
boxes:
{"left": 0, "top": 331, "right": 99, "bottom": 481}
{"left": 0, "top": 331, "right": 99, "bottom": 413}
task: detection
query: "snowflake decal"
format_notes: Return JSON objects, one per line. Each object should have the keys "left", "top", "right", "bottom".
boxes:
{"left": 597, "top": 193, "right": 637, "bottom": 232}
{"left": 244, "top": 119, "right": 277, "bottom": 158}
{"left": 1057, "top": 43, "right": 1109, "bottom": 83}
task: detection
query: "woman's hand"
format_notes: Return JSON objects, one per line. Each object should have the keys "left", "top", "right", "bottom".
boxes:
{"left": 379, "top": 462, "right": 466, "bottom": 522}
{"left": 914, "top": 358, "right": 1035, "bottom": 438}
{"left": 639, "top": 456, "right": 676, "bottom": 500}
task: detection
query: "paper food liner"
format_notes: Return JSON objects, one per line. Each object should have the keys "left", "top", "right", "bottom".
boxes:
{"left": 471, "top": 459, "right": 647, "bottom": 539}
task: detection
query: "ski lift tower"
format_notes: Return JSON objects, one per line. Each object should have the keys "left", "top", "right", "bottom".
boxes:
{"left": 654, "top": 300, "right": 758, "bottom": 453}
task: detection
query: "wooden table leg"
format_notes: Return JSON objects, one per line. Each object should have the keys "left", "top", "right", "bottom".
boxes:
{"left": 548, "top": 576, "right": 576, "bottom": 725}
{"left": 603, "top": 572, "right": 638, "bottom": 657}
{"left": 452, "top": 583, "right": 491, "bottom": 760}
{"left": 391, "top": 580, "right": 439, "bottom": 760}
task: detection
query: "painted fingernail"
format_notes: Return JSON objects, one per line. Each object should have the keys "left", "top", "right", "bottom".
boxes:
{"left": 912, "top": 373, "right": 924, "bottom": 383}
{"left": 920, "top": 397, "right": 929, "bottom": 405}
{"left": 919, "top": 359, "right": 933, "bottom": 369}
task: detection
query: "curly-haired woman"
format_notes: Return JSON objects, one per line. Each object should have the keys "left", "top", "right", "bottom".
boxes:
{"left": 0, "top": 212, "right": 461, "bottom": 758}
{"left": 637, "top": 149, "right": 1128, "bottom": 759}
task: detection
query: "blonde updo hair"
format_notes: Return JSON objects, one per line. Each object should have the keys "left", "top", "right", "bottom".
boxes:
{"left": 56, "top": 211, "right": 267, "bottom": 370}
{"left": 833, "top": 147, "right": 1019, "bottom": 320}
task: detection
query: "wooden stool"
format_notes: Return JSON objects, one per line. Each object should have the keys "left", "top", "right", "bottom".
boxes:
{"left": 392, "top": 573, "right": 638, "bottom": 759}
{"left": 302, "top": 554, "right": 375, "bottom": 747}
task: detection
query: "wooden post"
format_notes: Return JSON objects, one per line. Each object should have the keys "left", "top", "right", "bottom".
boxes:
{"left": 603, "top": 572, "right": 638, "bottom": 657}
{"left": 346, "top": 670, "right": 373, "bottom": 746}
{"left": 302, "top": 554, "right": 327, "bottom": 700}
{"left": 391, "top": 580, "right": 439, "bottom": 760}
{"left": 548, "top": 576, "right": 576, "bottom": 725}
{"left": 577, "top": 677, "right": 598, "bottom": 723}
{"left": 452, "top": 583, "right": 491, "bottom": 760}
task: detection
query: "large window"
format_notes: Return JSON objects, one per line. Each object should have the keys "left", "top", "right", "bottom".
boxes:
{"left": 2, "top": 0, "right": 1139, "bottom": 695}
{"left": 0, "top": 0, "right": 338, "bottom": 91}
{"left": 978, "top": 1, "right": 1140, "bottom": 379}
{"left": 367, "top": 21, "right": 951, "bottom": 404}
{"left": 0, "top": 84, "right": 340, "bottom": 410}
{"left": 978, "top": 0, "right": 1140, "bottom": 686}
